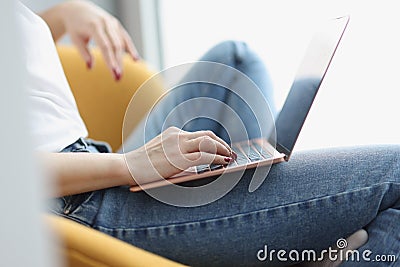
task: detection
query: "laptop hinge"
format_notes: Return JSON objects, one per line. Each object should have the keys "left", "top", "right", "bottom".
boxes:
{"left": 275, "top": 142, "right": 291, "bottom": 161}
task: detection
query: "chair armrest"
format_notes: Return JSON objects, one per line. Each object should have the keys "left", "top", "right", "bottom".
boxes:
{"left": 45, "top": 215, "right": 187, "bottom": 267}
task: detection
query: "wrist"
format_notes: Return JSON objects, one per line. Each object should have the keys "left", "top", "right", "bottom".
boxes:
{"left": 39, "top": 3, "right": 67, "bottom": 41}
{"left": 112, "top": 153, "right": 136, "bottom": 186}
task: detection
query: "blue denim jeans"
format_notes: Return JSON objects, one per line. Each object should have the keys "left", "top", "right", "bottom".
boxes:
{"left": 51, "top": 41, "right": 400, "bottom": 266}
{"left": 122, "top": 41, "right": 277, "bottom": 150}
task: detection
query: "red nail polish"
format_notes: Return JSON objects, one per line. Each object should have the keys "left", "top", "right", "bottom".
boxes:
{"left": 231, "top": 151, "right": 238, "bottom": 160}
{"left": 86, "top": 60, "right": 93, "bottom": 70}
{"left": 224, "top": 157, "right": 233, "bottom": 163}
{"left": 113, "top": 68, "right": 122, "bottom": 81}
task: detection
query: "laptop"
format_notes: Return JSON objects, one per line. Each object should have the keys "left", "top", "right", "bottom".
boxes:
{"left": 130, "top": 16, "right": 350, "bottom": 192}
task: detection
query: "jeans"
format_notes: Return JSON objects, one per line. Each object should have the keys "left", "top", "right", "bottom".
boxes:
{"left": 122, "top": 41, "right": 277, "bottom": 150}
{"left": 51, "top": 41, "right": 400, "bottom": 266}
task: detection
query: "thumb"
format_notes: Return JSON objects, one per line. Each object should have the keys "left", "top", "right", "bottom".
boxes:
{"left": 72, "top": 36, "right": 93, "bottom": 69}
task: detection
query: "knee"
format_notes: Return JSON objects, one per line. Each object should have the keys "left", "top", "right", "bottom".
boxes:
{"left": 201, "top": 40, "right": 250, "bottom": 66}
{"left": 214, "top": 40, "right": 246, "bottom": 53}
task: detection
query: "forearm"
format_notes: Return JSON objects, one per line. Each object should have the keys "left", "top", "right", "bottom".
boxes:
{"left": 39, "top": 3, "right": 67, "bottom": 42}
{"left": 41, "top": 152, "right": 135, "bottom": 197}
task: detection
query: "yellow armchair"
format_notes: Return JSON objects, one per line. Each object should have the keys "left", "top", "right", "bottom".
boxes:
{"left": 46, "top": 215, "right": 185, "bottom": 267}
{"left": 47, "top": 46, "right": 185, "bottom": 267}
{"left": 57, "top": 45, "right": 163, "bottom": 152}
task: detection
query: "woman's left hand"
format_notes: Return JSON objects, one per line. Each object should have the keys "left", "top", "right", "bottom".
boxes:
{"left": 41, "top": 0, "right": 139, "bottom": 80}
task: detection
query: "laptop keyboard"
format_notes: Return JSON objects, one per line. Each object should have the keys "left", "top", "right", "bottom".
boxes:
{"left": 195, "top": 140, "right": 273, "bottom": 174}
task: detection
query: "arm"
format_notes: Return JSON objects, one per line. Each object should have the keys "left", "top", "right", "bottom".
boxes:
{"left": 39, "top": 0, "right": 139, "bottom": 81}
{"left": 42, "top": 152, "right": 131, "bottom": 197}
{"left": 38, "top": 3, "right": 65, "bottom": 42}
{"left": 44, "top": 127, "right": 234, "bottom": 197}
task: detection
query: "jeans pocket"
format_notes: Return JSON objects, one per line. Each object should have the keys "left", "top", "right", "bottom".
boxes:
{"left": 48, "top": 196, "right": 68, "bottom": 215}
{"left": 63, "top": 192, "right": 94, "bottom": 215}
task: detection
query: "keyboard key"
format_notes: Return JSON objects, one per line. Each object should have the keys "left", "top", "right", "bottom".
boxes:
{"left": 236, "top": 152, "right": 248, "bottom": 160}
{"left": 241, "top": 143, "right": 261, "bottom": 158}
{"left": 235, "top": 154, "right": 250, "bottom": 165}
{"left": 196, "top": 165, "right": 210, "bottom": 174}
{"left": 253, "top": 143, "right": 273, "bottom": 159}
{"left": 210, "top": 164, "right": 224, "bottom": 171}
{"left": 248, "top": 155, "right": 263, "bottom": 162}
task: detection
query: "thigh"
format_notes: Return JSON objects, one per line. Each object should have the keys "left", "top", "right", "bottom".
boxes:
{"left": 84, "top": 145, "right": 400, "bottom": 266}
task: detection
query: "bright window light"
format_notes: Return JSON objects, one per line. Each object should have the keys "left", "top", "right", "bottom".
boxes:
{"left": 159, "top": 0, "right": 400, "bottom": 150}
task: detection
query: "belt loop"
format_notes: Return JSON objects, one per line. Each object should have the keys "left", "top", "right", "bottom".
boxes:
{"left": 78, "top": 138, "right": 89, "bottom": 149}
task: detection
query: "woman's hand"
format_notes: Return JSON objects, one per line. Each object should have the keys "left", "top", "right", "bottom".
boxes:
{"left": 40, "top": 0, "right": 139, "bottom": 81}
{"left": 124, "top": 127, "right": 234, "bottom": 185}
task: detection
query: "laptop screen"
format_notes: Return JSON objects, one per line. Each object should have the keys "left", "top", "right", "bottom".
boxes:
{"left": 272, "top": 16, "right": 349, "bottom": 159}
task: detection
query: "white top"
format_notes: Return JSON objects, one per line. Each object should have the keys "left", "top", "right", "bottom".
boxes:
{"left": 17, "top": 2, "right": 88, "bottom": 152}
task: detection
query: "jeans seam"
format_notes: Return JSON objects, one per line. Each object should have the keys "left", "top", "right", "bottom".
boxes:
{"left": 93, "top": 182, "right": 398, "bottom": 232}
{"left": 49, "top": 210, "right": 92, "bottom": 228}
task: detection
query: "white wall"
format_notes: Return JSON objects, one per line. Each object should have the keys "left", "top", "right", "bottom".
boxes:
{"left": 117, "top": 0, "right": 163, "bottom": 70}
{"left": 160, "top": 0, "right": 400, "bottom": 151}
{"left": 21, "top": 0, "right": 116, "bottom": 13}
{"left": 19, "top": 0, "right": 159, "bottom": 68}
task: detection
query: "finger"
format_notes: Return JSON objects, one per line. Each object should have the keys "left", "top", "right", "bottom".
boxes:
{"left": 188, "top": 130, "right": 232, "bottom": 154}
{"left": 92, "top": 24, "right": 119, "bottom": 79}
{"left": 104, "top": 20, "right": 124, "bottom": 77}
{"left": 71, "top": 35, "right": 93, "bottom": 69}
{"left": 121, "top": 28, "right": 140, "bottom": 61}
{"left": 345, "top": 229, "right": 368, "bottom": 250}
{"left": 185, "top": 136, "right": 231, "bottom": 157}
{"left": 185, "top": 152, "right": 232, "bottom": 166}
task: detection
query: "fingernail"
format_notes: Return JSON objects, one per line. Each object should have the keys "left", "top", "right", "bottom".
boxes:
{"left": 86, "top": 60, "right": 93, "bottom": 70}
{"left": 231, "top": 151, "right": 238, "bottom": 160}
{"left": 132, "top": 54, "right": 141, "bottom": 61}
{"left": 113, "top": 68, "right": 122, "bottom": 81}
{"left": 224, "top": 157, "right": 233, "bottom": 163}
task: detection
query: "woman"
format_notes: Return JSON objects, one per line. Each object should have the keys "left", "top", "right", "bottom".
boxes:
{"left": 20, "top": 1, "right": 398, "bottom": 266}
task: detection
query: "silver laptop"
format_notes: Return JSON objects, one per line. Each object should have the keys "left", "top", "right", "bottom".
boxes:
{"left": 130, "top": 16, "right": 350, "bottom": 192}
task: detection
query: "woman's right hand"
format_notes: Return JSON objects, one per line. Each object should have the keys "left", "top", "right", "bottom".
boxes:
{"left": 40, "top": 0, "right": 139, "bottom": 80}
{"left": 124, "top": 127, "right": 234, "bottom": 185}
